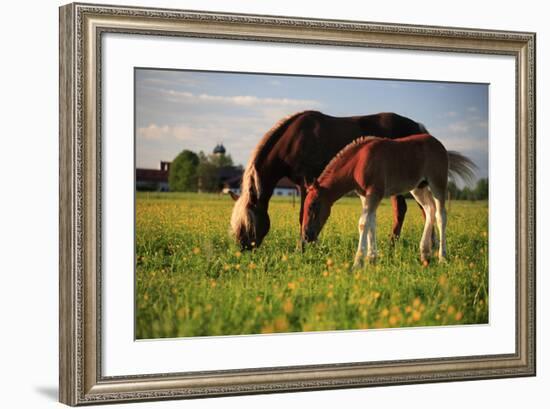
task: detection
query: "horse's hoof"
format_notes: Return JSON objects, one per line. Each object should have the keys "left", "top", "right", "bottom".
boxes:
{"left": 352, "top": 259, "right": 364, "bottom": 270}
{"left": 421, "top": 259, "right": 430, "bottom": 267}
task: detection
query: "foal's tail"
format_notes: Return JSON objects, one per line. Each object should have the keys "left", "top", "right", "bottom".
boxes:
{"left": 447, "top": 151, "right": 477, "bottom": 186}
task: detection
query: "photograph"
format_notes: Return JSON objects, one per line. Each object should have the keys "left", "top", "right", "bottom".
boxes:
{"left": 56, "top": 2, "right": 536, "bottom": 405}
{"left": 134, "top": 69, "right": 489, "bottom": 339}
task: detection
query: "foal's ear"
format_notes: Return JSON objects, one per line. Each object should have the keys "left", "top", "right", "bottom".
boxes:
{"left": 228, "top": 191, "right": 240, "bottom": 201}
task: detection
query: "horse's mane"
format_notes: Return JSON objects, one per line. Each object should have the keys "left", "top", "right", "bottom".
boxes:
{"left": 230, "top": 111, "right": 309, "bottom": 237}
{"left": 317, "top": 136, "right": 382, "bottom": 183}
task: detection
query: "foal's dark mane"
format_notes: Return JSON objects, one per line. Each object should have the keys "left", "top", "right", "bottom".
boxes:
{"left": 317, "top": 136, "right": 381, "bottom": 183}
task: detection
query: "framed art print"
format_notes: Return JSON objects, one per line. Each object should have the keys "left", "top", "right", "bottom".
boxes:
{"left": 59, "top": 3, "right": 536, "bottom": 405}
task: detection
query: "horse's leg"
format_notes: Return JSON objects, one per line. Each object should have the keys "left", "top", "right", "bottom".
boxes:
{"left": 410, "top": 187, "right": 435, "bottom": 263}
{"left": 416, "top": 200, "right": 438, "bottom": 249}
{"left": 390, "top": 195, "right": 407, "bottom": 244}
{"left": 297, "top": 184, "right": 307, "bottom": 251}
{"left": 298, "top": 184, "right": 306, "bottom": 227}
{"left": 430, "top": 188, "right": 447, "bottom": 262}
{"left": 353, "top": 194, "right": 380, "bottom": 268}
{"left": 365, "top": 204, "right": 378, "bottom": 262}
{"left": 353, "top": 204, "right": 368, "bottom": 268}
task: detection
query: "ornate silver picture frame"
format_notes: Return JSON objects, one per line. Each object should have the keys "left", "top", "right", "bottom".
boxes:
{"left": 59, "top": 3, "right": 535, "bottom": 405}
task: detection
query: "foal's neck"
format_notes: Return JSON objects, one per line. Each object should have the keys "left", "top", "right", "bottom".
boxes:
{"left": 318, "top": 167, "right": 358, "bottom": 207}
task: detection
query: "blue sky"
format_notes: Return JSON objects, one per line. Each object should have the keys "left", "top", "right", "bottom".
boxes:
{"left": 136, "top": 69, "right": 488, "bottom": 182}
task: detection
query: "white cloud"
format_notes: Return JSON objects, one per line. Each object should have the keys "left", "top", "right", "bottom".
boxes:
{"left": 442, "top": 118, "right": 488, "bottom": 135}
{"left": 158, "top": 89, "right": 320, "bottom": 109}
{"left": 137, "top": 124, "right": 199, "bottom": 141}
{"left": 475, "top": 120, "right": 488, "bottom": 129}
{"left": 447, "top": 122, "right": 469, "bottom": 133}
{"left": 135, "top": 84, "right": 324, "bottom": 168}
{"left": 443, "top": 137, "right": 488, "bottom": 153}
{"left": 138, "top": 72, "right": 205, "bottom": 89}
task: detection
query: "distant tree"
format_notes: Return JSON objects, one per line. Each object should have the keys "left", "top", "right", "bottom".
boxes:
{"left": 474, "top": 178, "right": 489, "bottom": 200}
{"left": 447, "top": 181, "right": 461, "bottom": 200}
{"left": 467, "top": 187, "right": 482, "bottom": 201}
{"left": 445, "top": 178, "right": 488, "bottom": 201}
{"left": 196, "top": 151, "right": 236, "bottom": 192}
{"left": 209, "top": 153, "right": 234, "bottom": 167}
{"left": 197, "top": 160, "right": 219, "bottom": 192}
{"left": 169, "top": 150, "right": 199, "bottom": 192}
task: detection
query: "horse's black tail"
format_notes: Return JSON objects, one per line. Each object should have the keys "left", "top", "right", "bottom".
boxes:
{"left": 447, "top": 151, "right": 477, "bottom": 186}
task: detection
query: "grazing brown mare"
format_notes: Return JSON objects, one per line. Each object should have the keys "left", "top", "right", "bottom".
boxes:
{"left": 230, "top": 111, "right": 428, "bottom": 250}
{"left": 301, "top": 134, "right": 476, "bottom": 268}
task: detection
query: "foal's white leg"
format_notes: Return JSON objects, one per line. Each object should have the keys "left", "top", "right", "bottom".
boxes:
{"left": 353, "top": 211, "right": 368, "bottom": 268}
{"left": 353, "top": 195, "right": 368, "bottom": 268}
{"left": 353, "top": 194, "right": 379, "bottom": 268}
{"left": 410, "top": 188, "right": 435, "bottom": 263}
{"left": 365, "top": 208, "right": 377, "bottom": 261}
{"left": 433, "top": 196, "right": 447, "bottom": 262}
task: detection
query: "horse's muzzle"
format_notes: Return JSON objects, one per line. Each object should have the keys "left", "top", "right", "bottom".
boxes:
{"left": 302, "top": 230, "right": 318, "bottom": 244}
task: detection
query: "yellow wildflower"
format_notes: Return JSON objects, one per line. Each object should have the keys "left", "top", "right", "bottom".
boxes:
{"left": 274, "top": 316, "right": 289, "bottom": 332}
{"left": 283, "top": 299, "right": 294, "bottom": 314}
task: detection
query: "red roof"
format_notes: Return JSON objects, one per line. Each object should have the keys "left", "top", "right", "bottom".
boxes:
{"left": 136, "top": 168, "right": 168, "bottom": 183}
{"left": 136, "top": 165, "right": 297, "bottom": 190}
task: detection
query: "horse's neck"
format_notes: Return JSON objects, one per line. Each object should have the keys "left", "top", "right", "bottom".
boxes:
{"left": 254, "top": 162, "right": 285, "bottom": 208}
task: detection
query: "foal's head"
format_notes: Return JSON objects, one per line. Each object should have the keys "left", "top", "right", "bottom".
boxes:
{"left": 302, "top": 181, "right": 331, "bottom": 243}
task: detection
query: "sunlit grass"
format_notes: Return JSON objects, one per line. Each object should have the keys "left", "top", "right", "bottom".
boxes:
{"left": 135, "top": 192, "right": 488, "bottom": 339}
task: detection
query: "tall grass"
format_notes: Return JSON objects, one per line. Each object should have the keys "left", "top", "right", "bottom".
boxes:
{"left": 136, "top": 192, "right": 488, "bottom": 339}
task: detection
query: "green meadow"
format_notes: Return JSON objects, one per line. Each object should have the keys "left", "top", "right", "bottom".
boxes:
{"left": 135, "top": 192, "right": 488, "bottom": 339}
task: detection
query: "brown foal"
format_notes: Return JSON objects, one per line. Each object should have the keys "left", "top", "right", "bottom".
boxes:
{"left": 301, "top": 134, "right": 475, "bottom": 267}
